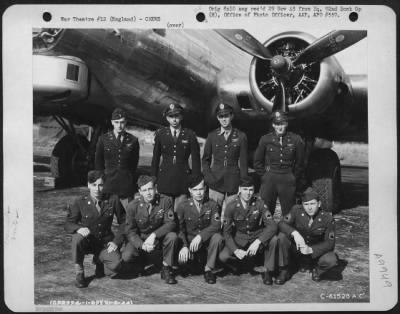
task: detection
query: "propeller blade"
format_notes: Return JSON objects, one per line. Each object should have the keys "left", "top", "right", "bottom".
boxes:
{"left": 293, "top": 30, "right": 367, "bottom": 65}
{"left": 272, "top": 80, "right": 289, "bottom": 113}
{"left": 215, "top": 29, "right": 273, "bottom": 60}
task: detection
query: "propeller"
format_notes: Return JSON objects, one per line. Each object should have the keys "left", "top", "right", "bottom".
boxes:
{"left": 272, "top": 79, "right": 289, "bottom": 113}
{"left": 216, "top": 29, "right": 367, "bottom": 115}
{"left": 292, "top": 30, "right": 367, "bottom": 66}
{"left": 215, "top": 29, "right": 273, "bottom": 60}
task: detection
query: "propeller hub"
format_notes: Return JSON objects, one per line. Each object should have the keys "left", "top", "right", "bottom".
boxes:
{"left": 271, "top": 55, "right": 291, "bottom": 75}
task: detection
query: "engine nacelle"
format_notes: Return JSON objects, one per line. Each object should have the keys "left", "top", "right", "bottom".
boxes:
{"left": 249, "top": 32, "right": 346, "bottom": 118}
{"left": 33, "top": 55, "right": 89, "bottom": 104}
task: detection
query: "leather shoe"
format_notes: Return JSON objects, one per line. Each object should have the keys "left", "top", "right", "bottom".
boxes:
{"left": 299, "top": 265, "right": 309, "bottom": 273}
{"left": 161, "top": 266, "right": 177, "bottom": 284}
{"left": 312, "top": 268, "right": 322, "bottom": 282}
{"left": 262, "top": 271, "right": 273, "bottom": 285}
{"left": 95, "top": 263, "right": 105, "bottom": 278}
{"left": 204, "top": 271, "right": 216, "bottom": 284}
{"left": 275, "top": 269, "right": 290, "bottom": 285}
{"left": 75, "top": 272, "right": 86, "bottom": 288}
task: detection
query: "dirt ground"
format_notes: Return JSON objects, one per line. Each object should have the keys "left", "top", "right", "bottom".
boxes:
{"left": 33, "top": 160, "right": 369, "bottom": 306}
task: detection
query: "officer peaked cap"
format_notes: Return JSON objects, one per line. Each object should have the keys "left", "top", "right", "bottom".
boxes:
{"left": 188, "top": 174, "right": 204, "bottom": 189}
{"left": 302, "top": 187, "right": 320, "bottom": 202}
{"left": 271, "top": 110, "right": 288, "bottom": 123}
{"left": 163, "top": 103, "right": 184, "bottom": 117}
{"left": 239, "top": 176, "right": 255, "bottom": 187}
{"left": 216, "top": 103, "right": 233, "bottom": 116}
{"left": 137, "top": 175, "right": 155, "bottom": 188}
{"left": 111, "top": 108, "right": 127, "bottom": 120}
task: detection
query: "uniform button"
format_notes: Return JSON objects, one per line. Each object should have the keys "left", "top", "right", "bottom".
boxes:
{"left": 225, "top": 145, "right": 227, "bottom": 147}
{"left": 224, "top": 151, "right": 227, "bottom": 153}
{"left": 174, "top": 145, "right": 176, "bottom": 148}
{"left": 98, "top": 224, "right": 101, "bottom": 226}
{"left": 280, "top": 160, "right": 283, "bottom": 162}
{"left": 280, "top": 154, "right": 283, "bottom": 156}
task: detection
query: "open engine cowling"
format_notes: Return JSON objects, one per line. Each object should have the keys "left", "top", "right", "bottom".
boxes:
{"left": 249, "top": 32, "right": 346, "bottom": 117}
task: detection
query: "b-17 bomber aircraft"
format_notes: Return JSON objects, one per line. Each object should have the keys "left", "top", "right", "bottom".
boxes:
{"left": 32, "top": 28, "right": 367, "bottom": 213}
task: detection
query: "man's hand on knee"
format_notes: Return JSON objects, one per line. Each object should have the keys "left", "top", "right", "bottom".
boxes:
{"left": 76, "top": 227, "right": 90, "bottom": 237}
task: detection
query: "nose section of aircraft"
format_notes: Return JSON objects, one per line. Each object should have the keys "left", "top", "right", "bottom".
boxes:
{"left": 33, "top": 28, "right": 64, "bottom": 52}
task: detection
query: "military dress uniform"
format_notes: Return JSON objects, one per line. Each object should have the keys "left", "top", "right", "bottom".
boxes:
{"left": 277, "top": 204, "right": 338, "bottom": 279}
{"left": 95, "top": 131, "right": 139, "bottom": 199}
{"left": 123, "top": 194, "right": 178, "bottom": 269}
{"left": 176, "top": 197, "right": 224, "bottom": 271}
{"left": 202, "top": 127, "right": 248, "bottom": 198}
{"left": 65, "top": 194, "right": 125, "bottom": 276}
{"left": 254, "top": 116, "right": 304, "bottom": 216}
{"left": 151, "top": 127, "right": 201, "bottom": 198}
{"left": 219, "top": 196, "right": 278, "bottom": 273}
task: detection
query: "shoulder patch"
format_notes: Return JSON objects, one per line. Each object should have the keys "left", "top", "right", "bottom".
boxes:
{"left": 214, "top": 213, "right": 220, "bottom": 221}
{"left": 329, "top": 231, "right": 335, "bottom": 240}
{"left": 167, "top": 210, "right": 174, "bottom": 219}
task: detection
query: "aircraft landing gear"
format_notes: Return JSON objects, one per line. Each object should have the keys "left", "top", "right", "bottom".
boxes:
{"left": 50, "top": 116, "right": 95, "bottom": 188}
{"left": 51, "top": 134, "right": 89, "bottom": 187}
{"left": 306, "top": 148, "right": 342, "bottom": 214}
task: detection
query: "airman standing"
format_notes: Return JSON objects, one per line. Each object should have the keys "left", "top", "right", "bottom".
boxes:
{"left": 95, "top": 108, "right": 140, "bottom": 209}
{"left": 254, "top": 110, "right": 305, "bottom": 217}
{"left": 202, "top": 103, "right": 248, "bottom": 221}
{"left": 151, "top": 103, "right": 201, "bottom": 210}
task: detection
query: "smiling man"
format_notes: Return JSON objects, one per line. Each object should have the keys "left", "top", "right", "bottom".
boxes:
{"left": 123, "top": 175, "right": 179, "bottom": 284}
{"left": 219, "top": 176, "right": 279, "bottom": 285}
{"left": 276, "top": 187, "right": 338, "bottom": 283}
{"left": 254, "top": 110, "right": 305, "bottom": 217}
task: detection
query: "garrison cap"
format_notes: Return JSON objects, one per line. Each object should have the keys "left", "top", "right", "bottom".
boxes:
{"left": 163, "top": 103, "right": 184, "bottom": 117}
{"left": 239, "top": 176, "right": 255, "bottom": 187}
{"left": 301, "top": 187, "right": 320, "bottom": 202}
{"left": 111, "top": 108, "right": 126, "bottom": 120}
{"left": 137, "top": 175, "right": 155, "bottom": 188}
{"left": 216, "top": 103, "right": 233, "bottom": 116}
{"left": 271, "top": 110, "right": 288, "bottom": 124}
{"left": 188, "top": 174, "right": 204, "bottom": 189}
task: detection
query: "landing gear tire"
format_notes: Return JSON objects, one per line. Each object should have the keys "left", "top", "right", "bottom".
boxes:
{"left": 51, "top": 135, "right": 89, "bottom": 187}
{"left": 307, "top": 149, "right": 342, "bottom": 214}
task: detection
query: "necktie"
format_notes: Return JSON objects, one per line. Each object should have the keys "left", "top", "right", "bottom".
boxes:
{"left": 224, "top": 131, "right": 229, "bottom": 140}
{"left": 117, "top": 133, "right": 123, "bottom": 143}
{"left": 96, "top": 200, "right": 102, "bottom": 213}
{"left": 279, "top": 136, "right": 283, "bottom": 146}
{"left": 195, "top": 202, "right": 201, "bottom": 213}
{"left": 308, "top": 217, "right": 313, "bottom": 227}
{"left": 174, "top": 130, "right": 177, "bottom": 139}
{"left": 148, "top": 203, "right": 153, "bottom": 215}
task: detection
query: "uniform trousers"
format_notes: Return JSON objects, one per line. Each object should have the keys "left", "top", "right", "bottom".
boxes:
{"left": 121, "top": 232, "right": 179, "bottom": 267}
{"left": 180, "top": 233, "right": 224, "bottom": 270}
{"left": 208, "top": 189, "right": 236, "bottom": 225}
{"left": 219, "top": 235, "right": 280, "bottom": 272}
{"left": 259, "top": 171, "right": 296, "bottom": 216}
{"left": 276, "top": 232, "right": 338, "bottom": 274}
{"left": 71, "top": 233, "right": 122, "bottom": 276}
